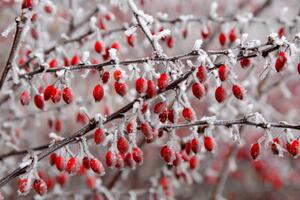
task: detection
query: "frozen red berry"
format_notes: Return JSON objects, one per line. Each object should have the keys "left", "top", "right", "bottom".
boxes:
{"left": 20, "top": 91, "right": 31, "bottom": 106}
{"left": 62, "top": 87, "right": 73, "bottom": 104}
{"left": 182, "top": 107, "right": 193, "bottom": 121}
{"left": 250, "top": 143, "right": 260, "bottom": 160}
{"left": 196, "top": 66, "right": 207, "bottom": 83}
{"left": 229, "top": 28, "right": 237, "bottom": 43}
{"left": 93, "top": 84, "right": 104, "bottom": 101}
{"left": 275, "top": 51, "right": 287, "bottom": 72}
{"left": 146, "top": 80, "right": 157, "bottom": 98}
{"left": 114, "top": 82, "right": 127, "bottom": 96}
{"left": 90, "top": 158, "right": 104, "bottom": 175}
{"left": 204, "top": 136, "right": 214, "bottom": 152}
{"left": 157, "top": 73, "right": 169, "bottom": 90}
{"left": 34, "top": 94, "right": 44, "bottom": 110}
{"left": 135, "top": 77, "right": 146, "bottom": 94}
{"left": 94, "top": 41, "right": 103, "bottom": 53}
{"left": 219, "top": 32, "right": 226, "bottom": 46}
{"left": 240, "top": 58, "right": 251, "bottom": 68}
{"left": 117, "top": 136, "right": 129, "bottom": 154}
{"left": 232, "top": 85, "right": 244, "bottom": 100}
{"left": 218, "top": 65, "right": 228, "bottom": 81}
{"left": 215, "top": 86, "right": 227, "bottom": 103}
{"left": 94, "top": 128, "right": 106, "bottom": 144}
{"left": 192, "top": 83, "right": 205, "bottom": 99}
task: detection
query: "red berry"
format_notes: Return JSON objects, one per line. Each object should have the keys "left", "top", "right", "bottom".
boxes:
{"left": 94, "top": 41, "right": 103, "bottom": 53}
{"left": 82, "top": 156, "right": 91, "bottom": 169}
{"left": 141, "top": 103, "right": 148, "bottom": 114}
{"left": 22, "top": 0, "right": 33, "bottom": 9}
{"left": 18, "top": 178, "right": 28, "bottom": 193}
{"left": 124, "top": 152, "right": 134, "bottom": 168}
{"left": 182, "top": 107, "right": 193, "bottom": 121}
{"left": 49, "top": 59, "right": 57, "bottom": 68}
{"left": 275, "top": 51, "right": 287, "bottom": 72}
{"left": 218, "top": 65, "right": 228, "bottom": 81}
{"left": 20, "top": 91, "right": 31, "bottom": 106}
{"left": 90, "top": 158, "right": 104, "bottom": 174}
{"left": 189, "top": 156, "right": 198, "bottom": 170}
{"left": 66, "top": 157, "right": 77, "bottom": 174}
{"left": 76, "top": 112, "right": 88, "bottom": 124}
{"left": 135, "top": 77, "right": 146, "bottom": 94}
{"left": 55, "top": 155, "right": 65, "bottom": 171}
{"left": 117, "top": 136, "right": 129, "bottom": 153}
{"left": 44, "top": 5, "right": 52, "bottom": 13}
{"left": 173, "top": 152, "right": 182, "bottom": 166}
{"left": 278, "top": 27, "right": 285, "bottom": 38}
{"left": 34, "top": 94, "right": 44, "bottom": 110}
{"left": 50, "top": 153, "right": 57, "bottom": 166}
{"left": 63, "top": 57, "right": 69, "bottom": 66}
{"left": 250, "top": 143, "right": 260, "bottom": 160}
{"left": 94, "top": 128, "right": 106, "bottom": 144}
{"left": 51, "top": 89, "right": 61, "bottom": 103}
{"left": 153, "top": 102, "right": 167, "bottom": 114}
{"left": 219, "top": 32, "right": 226, "bottom": 46}
{"left": 62, "top": 87, "right": 73, "bottom": 104}
{"left": 232, "top": 85, "right": 244, "bottom": 100}
{"left": 240, "top": 58, "right": 251, "bottom": 68}
{"left": 191, "top": 138, "right": 200, "bottom": 154}
{"left": 105, "top": 151, "right": 116, "bottom": 167}
{"left": 192, "top": 83, "right": 205, "bottom": 99}
{"left": 56, "top": 173, "right": 66, "bottom": 186}
{"left": 132, "top": 147, "right": 144, "bottom": 164}
{"left": 167, "top": 109, "right": 175, "bottom": 123}
{"left": 271, "top": 138, "right": 280, "bottom": 155}
{"left": 114, "top": 82, "right": 127, "bottom": 96}
{"left": 159, "top": 110, "right": 168, "bottom": 123}
{"left": 115, "top": 153, "right": 125, "bottom": 169}
{"left": 146, "top": 80, "right": 157, "bottom": 98}
{"left": 297, "top": 62, "right": 300, "bottom": 75}
{"left": 127, "top": 34, "right": 135, "bottom": 47}
{"left": 160, "top": 145, "right": 175, "bottom": 163}
{"left": 201, "top": 26, "right": 211, "bottom": 39}
{"left": 102, "top": 71, "right": 110, "bottom": 84}
{"left": 93, "top": 84, "right": 104, "bottom": 101}
{"left": 111, "top": 42, "right": 120, "bottom": 50}
{"left": 86, "top": 176, "right": 96, "bottom": 189}
{"left": 166, "top": 36, "right": 174, "bottom": 48}
{"left": 44, "top": 85, "right": 56, "bottom": 101}
{"left": 140, "top": 122, "right": 153, "bottom": 139}
{"left": 182, "top": 29, "right": 188, "bottom": 39}
{"left": 157, "top": 73, "right": 169, "bottom": 90}
{"left": 215, "top": 86, "right": 227, "bottom": 103}
{"left": 54, "top": 119, "right": 62, "bottom": 132}
{"left": 113, "top": 70, "right": 122, "bottom": 81}
{"left": 196, "top": 66, "right": 207, "bottom": 83}
{"left": 287, "top": 140, "right": 299, "bottom": 157}
{"left": 204, "top": 136, "right": 214, "bottom": 152}
{"left": 229, "top": 28, "right": 237, "bottom": 43}
{"left": 71, "top": 55, "right": 80, "bottom": 65}
{"left": 126, "top": 122, "right": 133, "bottom": 134}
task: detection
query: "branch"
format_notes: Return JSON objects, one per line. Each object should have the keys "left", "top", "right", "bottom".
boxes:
{"left": 0, "top": 14, "right": 27, "bottom": 91}
{"left": 162, "top": 117, "right": 300, "bottom": 131}
{"left": 0, "top": 67, "right": 194, "bottom": 188}
{"left": 15, "top": 40, "right": 279, "bottom": 81}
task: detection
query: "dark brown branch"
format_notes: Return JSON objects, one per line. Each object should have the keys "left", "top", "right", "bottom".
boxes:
{"left": 0, "top": 15, "right": 27, "bottom": 91}
{"left": 162, "top": 118, "right": 300, "bottom": 131}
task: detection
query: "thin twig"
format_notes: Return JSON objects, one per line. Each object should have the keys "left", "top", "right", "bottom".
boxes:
{"left": 0, "top": 14, "right": 27, "bottom": 91}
